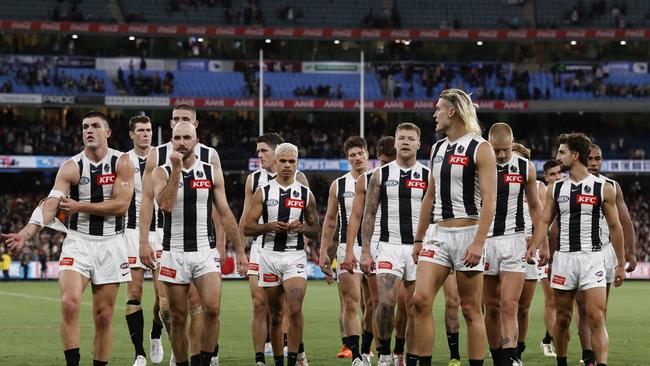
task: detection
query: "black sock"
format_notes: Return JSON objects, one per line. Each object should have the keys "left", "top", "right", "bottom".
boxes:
{"left": 150, "top": 319, "right": 163, "bottom": 339}
{"left": 406, "top": 353, "right": 418, "bottom": 366}
{"left": 489, "top": 348, "right": 502, "bottom": 366}
{"left": 200, "top": 351, "right": 213, "bottom": 366}
{"left": 190, "top": 354, "right": 201, "bottom": 366}
{"left": 517, "top": 341, "right": 526, "bottom": 359}
{"left": 361, "top": 330, "right": 373, "bottom": 354}
{"left": 298, "top": 342, "right": 304, "bottom": 353}
{"left": 212, "top": 343, "right": 219, "bottom": 357}
{"left": 64, "top": 348, "right": 80, "bottom": 366}
{"left": 266, "top": 334, "right": 271, "bottom": 343}
{"left": 273, "top": 355, "right": 283, "bottom": 366}
{"left": 596, "top": 364, "right": 607, "bottom": 366}
{"left": 287, "top": 352, "right": 298, "bottom": 366}
{"left": 556, "top": 356, "right": 568, "bottom": 366}
{"left": 283, "top": 333, "right": 288, "bottom": 347}
{"left": 176, "top": 362, "right": 189, "bottom": 366}
{"left": 342, "top": 336, "right": 349, "bottom": 348}
{"left": 126, "top": 309, "right": 146, "bottom": 357}
{"left": 346, "top": 335, "right": 361, "bottom": 360}
{"left": 468, "top": 360, "right": 483, "bottom": 366}
{"left": 503, "top": 347, "right": 517, "bottom": 363}
{"left": 582, "top": 349, "right": 596, "bottom": 364}
{"left": 379, "top": 338, "right": 391, "bottom": 356}
{"left": 447, "top": 332, "right": 460, "bottom": 360}
{"left": 255, "top": 352, "right": 266, "bottom": 363}
{"left": 393, "top": 337, "right": 405, "bottom": 354}
{"left": 93, "top": 361, "right": 108, "bottom": 366}
{"left": 419, "top": 355, "right": 433, "bottom": 366}
{"left": 543, "top": 330, "right": 553, "bottom": 344}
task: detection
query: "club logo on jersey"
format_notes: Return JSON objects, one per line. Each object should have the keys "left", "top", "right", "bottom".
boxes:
{"left": 190, "top": 179, "right": 212, "bottom": 189}
{"left": 504, "top": 174, "right": 524, "bottom": 184}
{"left": 177, "top": 181, "right": 184, "bottom": 188}
{"left": 385, "top": 180, "right": 399, "bottom": 186}
{"left": 197, "top": 171, "right": 204, "bottom": 178}
{"left": 263, "top": 273, "right": 280, "bottom": 282}
{"left": 267, "top": 199, "right": 279, "bottom": 206}
{"left": 97, "top": 174, "right": 116, "bottom": 185}
{"left": 59, "top": 257, "right": 74, "bottom": 266}
{"left": 413, "top": 172, "right": 420, "bottom": 179}
{"left": 448, "top": 155, "right": 469, "bottom": 166}
{"left": 552, "top": 274, "right": 566, "bottom": 285}
{"left": 457, "top": 145, "right": 465, "bottom": 153}
{"left": 558, "top": 195, "right": 570, "bottom": 203}
{"left": 79, "top": 177, "right": 91, "bottom": 185}
{"left": 584, "top": 185, "right": 591, "bottom": 193}
{"left": 419, "top": 249, "right": 435, "bottom": 258}
{"left": 160, "top": 266, "right": 177, "bottom": 279}
{"left": 134, "top": 167, "right": 140, "bottom": 173}
{"left": 510, "top": 165, "right": 518, "bottom": 172}
{"left": 104, "top": 164, "right": 110, "bottom": 172}
{"left": 128, "top": 257, "right": 137, "bottom": 264}
{"left": 285, "top": 198, "right": 305, "bottom": 209}
{"left": 248, "top": 263, "right": 259, "bottom": 271}
{"left": 406, "top": 179, "right": 427, "bottom": 190}
{"left": 293, "top": 190, "right": 300, "bottom": 198}
{"left": 343, "top": 191, "right": 355, "bottom": 198}
{"left": 433, "top": 156, "right": 444, "bottom": 164}
{"left": 378, "top": 261, "right": 393, "bottom": 270}
{"left": 576, "top": 194, "right": 598, "bottom": 205}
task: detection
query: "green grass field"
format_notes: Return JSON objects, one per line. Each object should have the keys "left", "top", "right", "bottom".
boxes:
{"left": 0, "top": 280, "right": 648, "bottom": 365}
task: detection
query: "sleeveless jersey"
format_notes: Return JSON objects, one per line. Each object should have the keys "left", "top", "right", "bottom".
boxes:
{"left": 488, "top": 155, "right": 529, "bottom": 237}
{"left": 335, "top": 171, "right": 363, "bottom": 246}
{"left": 597, "top": 174, "right": 617, "bottom": 246}
{"left": 523, "top": 180, "right": 545, "bottom": 237}
{"left": 261, "top": 179, "right": 311, "bottom": 252}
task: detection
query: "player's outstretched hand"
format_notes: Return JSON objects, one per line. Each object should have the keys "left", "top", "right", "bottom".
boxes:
{"left": 1, "top": 232, "right": 26, "bottom": 254}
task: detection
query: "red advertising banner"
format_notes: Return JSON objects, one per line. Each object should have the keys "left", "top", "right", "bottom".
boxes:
{"left": 1, "top": 20, "right": 648, "bottom": 41}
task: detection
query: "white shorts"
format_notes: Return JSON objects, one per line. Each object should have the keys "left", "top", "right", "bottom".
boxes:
{"left": 418, "top": 225, "right": 483, "bottom": 272}
{"left": 158, "top": 249, "right": 221, "bottom": 284}
{"left": 376, "top": 242, "right": 416, "bottom": 282}
{"left": 536, "top": 248, "right": 550, "bottom": 280}
{"left": 336, "top": 243, "right": 363, "bottom": 279}
{"left": 522, "top": 236, "right": 539, "bottom": 281}
{"left": 247, "top": 244, "right": 262, "bottom": 276}
{"left": 59, "top": 231, "right": 131, "bottom": 285}
{"left": 550, "top": 251, "right": 606, "bottom": 291}
{"left": 124, "top": 228, "right": 161, "bottom": 270}
{"left": 484, "top": 234, "right": 527, "bottom": 275}
{"left": 258, "top": 249, "right": 308, "bottom": 287}
{"left": 602, "top": 244, "right": 617, "bottom": 284}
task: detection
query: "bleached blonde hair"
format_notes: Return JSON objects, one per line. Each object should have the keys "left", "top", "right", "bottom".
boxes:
{"left": 275, "top": 142, "right": 299, "bottom": 157}
{"left": 439, "top": 88, "right": 482, "bottom": 136}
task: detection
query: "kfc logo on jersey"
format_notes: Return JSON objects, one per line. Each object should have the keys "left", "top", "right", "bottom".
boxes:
{"left": 576, "top": 194, "right": 598, "bottom": 205}
{"left": 406, "top": 179, "right": 427, "bottom": 190}
{"left": 160, "top": 266, "right": 177, "bottom": 279}
{"left": 285, "top": 198, "right": 305, "bottom": 209}
{"left": 448, "top": 155, "right": 469, "bottom": 166}
{"left": 552, "top": 275, "right": 566, "bottom": 285}
{"left": 504, "top": 174, "right": 524, "bottom": 184}
{"left": 190, "top": 179, "right": 213, "bottom": 189}
{"left": 97, "top": 174, "right": 116, "bottom": 185}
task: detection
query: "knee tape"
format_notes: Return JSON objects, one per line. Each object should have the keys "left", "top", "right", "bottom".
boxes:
{"left": 190, "top": 305, "right": 203, "bottom": 317}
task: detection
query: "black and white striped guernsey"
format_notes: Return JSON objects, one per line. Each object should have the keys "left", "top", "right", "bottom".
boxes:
{"left": 430, "top": 133, "right": 486, "bottom": 222}
{"left": 378, "top": 160, "right": 429, "bottom": 245}
{"left": 155, "top": 142, "right": 217, "bottom": 230}
{"left": 336, "top": 171, "right": 363, "bottom": 246}
{"left": 597, "top": 174, "right": 617, "bottom": 246}
{"left": 553, "top": 174, "right": 606, "bottom": 252}
{"left": 488, "top": 155, "right": 530, "bottom": 237}
{"left": 68, "top": 148, "right": 125, "bottom": 236}
{"left": 126, "top": 149, "right": 157, "bottom": 232}
{"left": 251, "top": 169, "right": 277, "bottom": 194}
{"left": 261, "top": 179, "right": 311, "bottom": 252}
{"left": 523, "top": 181, "right": 545, "bottom": 237}
{"left": 161, "top": 160, "right": 216, "bottom": 252}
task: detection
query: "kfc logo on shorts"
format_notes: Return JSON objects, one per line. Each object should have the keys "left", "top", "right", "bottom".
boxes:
{"left": 448, "top": 155, "right": 469, "bottom": 166}
{"left": 504, "top": 174, "right": 524, "bottom": 184}
{"left": 190, "top": 179, "right": 212, "bottom": 189}
{"left": 160, "top": 266, "right": 177, "bottom": 279}
{"left": 419, "top": 249, "right": 435, "bottom": 258}
{"left": 248, "top": 263, "right": 259, "bottom": 271}
{"left": 406, "top": 179, "right": 427, "bottom": 190}
{"left": 378, "top": 261, "right": 393, "bottom": 270}
{"left": 285, "top": 198, "right": 305, "bottom": 209}
{"left": 576, "top": 194, "right": 598, "bottom": 205}
{"left": 59, "top": 257, "right": 74, "bottom": 266}
{"left": 97, "top": 174, "right": 116, "bottom": 185}
{"left": 263, "top": 273, "right": 280, "bottom": 282}
{"left": 552, "top": 275, "right": 566, "bottom": 285}
{"left": 156, "top": 250, "right": 162, "bottom": 259}
{"left": 128, "top": 256, "right": 137, "bottom": 264}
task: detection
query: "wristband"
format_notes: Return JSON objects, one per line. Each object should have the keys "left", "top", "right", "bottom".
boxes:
{"left": 48, "top": 189, "right": 66, "bottom": 199}
{"left": 414, "top": 240, "right": 424, "bottom": 244}
{"left": 28, "top": 206, "right": 44, "bottom": 228}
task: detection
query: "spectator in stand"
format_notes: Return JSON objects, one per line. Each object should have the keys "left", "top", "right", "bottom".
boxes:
{"left": 37, "top": 243, "right": 48, "bottom": 280}
{"left": 1, "top": 246, "right": 10, "bottom": 281}
{"left": 20, "top": 251, "right": 30, "bottom": 280}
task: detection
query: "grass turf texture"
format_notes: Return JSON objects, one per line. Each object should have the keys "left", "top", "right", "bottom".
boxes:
{"left": 0, "top": 280, "right": 648, "bottom": 365}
